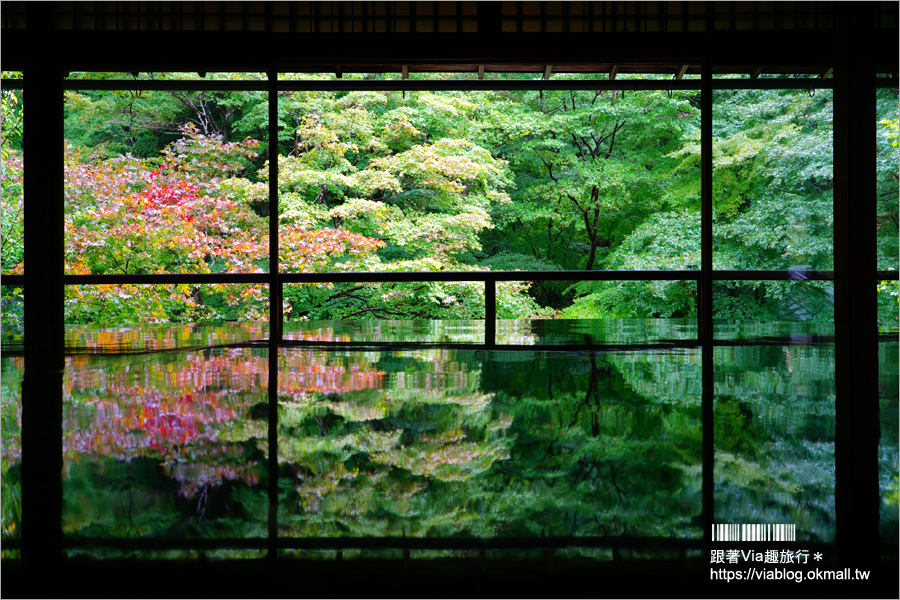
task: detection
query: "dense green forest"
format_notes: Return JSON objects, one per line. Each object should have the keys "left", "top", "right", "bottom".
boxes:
{"left": 1, "top": 72, "right": 897, "bottom": 326}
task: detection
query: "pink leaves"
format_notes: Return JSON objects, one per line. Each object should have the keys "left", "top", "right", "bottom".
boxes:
{"left": 65, "top": 140, "right": 269, "bottom": 278}
{"left": 280, "top": 226, "right": 384, "bottom": 272}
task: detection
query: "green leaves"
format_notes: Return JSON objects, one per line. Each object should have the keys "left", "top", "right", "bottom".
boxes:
{"left": 476, "top": 88, "right": 699, "bottom": 276}
{"left": 876, "top": 89, "right": 899, "bottom": 272}
{"left": 48, "top": 81, "right": 854, "bottom": 325}
{"left": 0, "top": 151, "right": 24, "bottom": 276}
{"left": 0, "top": 79, "right": 23, "bottom": 161}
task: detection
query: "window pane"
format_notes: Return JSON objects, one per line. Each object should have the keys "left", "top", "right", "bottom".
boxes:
{"left": 497, "top": 279, "right": 697, "bottom": 344}
{"left": 555, "top": 278, "right": 699, "bottom": 318}
{"left": 65, "top": 72, "right": 266, "bottom": 80}
{"left": 65, "top": 283, "right": 269, "bottom": 329}
{"left": 1, "top": 286, "right": 21, "bottom": 555}
{"left": 497, "top": 317, "right": 699, "bottom": 345}
{"left": 715, "top": 343, "right": 836, "bottom": 542}
{"left": 63, "top": 344, "right": 269, "bottom": 545}
{"left": 283, "top": 281, "right": 488, "bottom": 344}
{"left": 1, "top": 76, "right": 23, "bottom": 276}
{"left": 275, "top": 83, "right": 700, "bottom": 331}
{"left": 878, "top": 280, "right": 899, "bottom": 329}
{"left": 876, "top": 85, "right": 899, "bottom": 554}
{"left": 713, "top": 89, "right": 833, "bottom": 270}
{"left": 713, "top": 280, "right": 834, "bottom": 341}
{"left": 64, "top": 88, "right": 269, "bottom": 276}
{"left": 276, "top": 348, "right": 702, "bottom": 540}
{"left": 0, "top": 284, "right": 23, "bottom": 331}
{"left": 879, "top": 340, "right": 899, "bottom": 547}
{"left": 276, "top": 85, "right": 700, "bottom": 283}
{"left": 0, "top": 350, "right": 22, "bottom": 552}
{"left": 284, "top": 318, "right": 485, "bottom": 345}
{"left": 876, "top": 87, "right": 899, "bottom": 271}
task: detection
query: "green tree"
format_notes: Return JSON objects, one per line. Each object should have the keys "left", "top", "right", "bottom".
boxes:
{"left": 269, "top": 87, "right": 548, "bottom": 321}
{"left": 469, "top": 81, "right": 699, "bottom": 313}
{"left": 46, "top": 75, "right": 854, "bottom": 325}
{"left": 64, "top": 73, "right": 269, "bottom": 162}
{"left": 876, "top": 88, "right": 899, "bottom": 327}
{"left": 567, "top": 88, "right": 836, "bottom": 321}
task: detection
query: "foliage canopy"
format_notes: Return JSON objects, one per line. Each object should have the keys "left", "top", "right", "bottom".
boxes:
{"left": 0, "top": 76, "right": 897, "bottom": 326}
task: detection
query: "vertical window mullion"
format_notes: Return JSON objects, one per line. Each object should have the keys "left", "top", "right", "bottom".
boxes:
{"left": 269, "top": 70, "right": 282, "bottom": 342}
{"left": 485, "top": 278, "right": 496, "bottom": 347}
{"left": 700, "top": 59, "right": 715, "bottom": 550}
{"left": 700, "top": 63, "right": 713, "bottom": 338}
{"left": 21, "top": 64, "right": 65, "bottom": 569}
{"left": 267, "top": 68, "right": 280, "bottom": 561}
{"left": 832, "top": 3, "right": 880, "bottom": 566}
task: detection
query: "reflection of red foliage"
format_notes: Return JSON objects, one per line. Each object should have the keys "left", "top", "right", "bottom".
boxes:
{"left": 278, "top": 350, "right": 386, "bottom": 395}
{"left": 64, "top": 390, "right": 241, "bottom": 459}
{"left": 143, "top": 412, "right": 200, "bottom": 447}
{"left": 279, "top": 363, "right": 386, "bottom": 395}
{"left": 54, "top": 348, "right": 387, "bottom": 494}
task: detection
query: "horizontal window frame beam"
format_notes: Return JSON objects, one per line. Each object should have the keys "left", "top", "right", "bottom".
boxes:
{"left": 10, "top": 269, "right": 900, "bottom": 289}
{"left": 54, "top": 535, "right": 838, "bottom": 553}
{"left": 1, "top": 336, "right": 855, "bottom": 359}
{"left": 30, "top": 76, "right": 892, "bottom": 93}
{"left": 2, "top": 76, "right": 892, "bottom": 93}
{"left": 52, "top": 536, "right": 696, "bottom": 552}
{"left": 31, "top": 269, "right": 849, "bottom": 285}
{"left": 60, "top": 79, "right": 268, "bottom": 91}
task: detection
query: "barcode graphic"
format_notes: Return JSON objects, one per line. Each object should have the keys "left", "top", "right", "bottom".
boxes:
{"left": 712, "top": 524, "right": 796, "bottom": 542}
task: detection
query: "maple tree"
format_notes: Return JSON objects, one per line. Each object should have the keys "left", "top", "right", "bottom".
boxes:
{"left": 38, "top": 123, "right": 385, "bottom": 324}
{"left": 1, "top": 73, "right": 24, "bottom": 326}
{"left": 0, "top": 151, "right": 22, "bottom": 274}
{"left": 61, "top": 128, "right": 268, "bottom": 323}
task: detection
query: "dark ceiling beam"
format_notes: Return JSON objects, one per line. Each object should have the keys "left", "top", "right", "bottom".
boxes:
{"left": 3, "top": 29, "right": 896, "bottom": 74}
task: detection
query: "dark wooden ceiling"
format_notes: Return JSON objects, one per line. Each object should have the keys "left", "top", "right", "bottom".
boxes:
{"left": 7, "top": 1, "right": 898, "bottom": 33}
{"left": 1, "top": 2, "right": 897, "bottom": 76}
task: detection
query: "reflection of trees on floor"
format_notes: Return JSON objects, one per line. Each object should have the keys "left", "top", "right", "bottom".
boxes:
{"left": 0, "top": 324, "right": 891, "bottom": 553}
